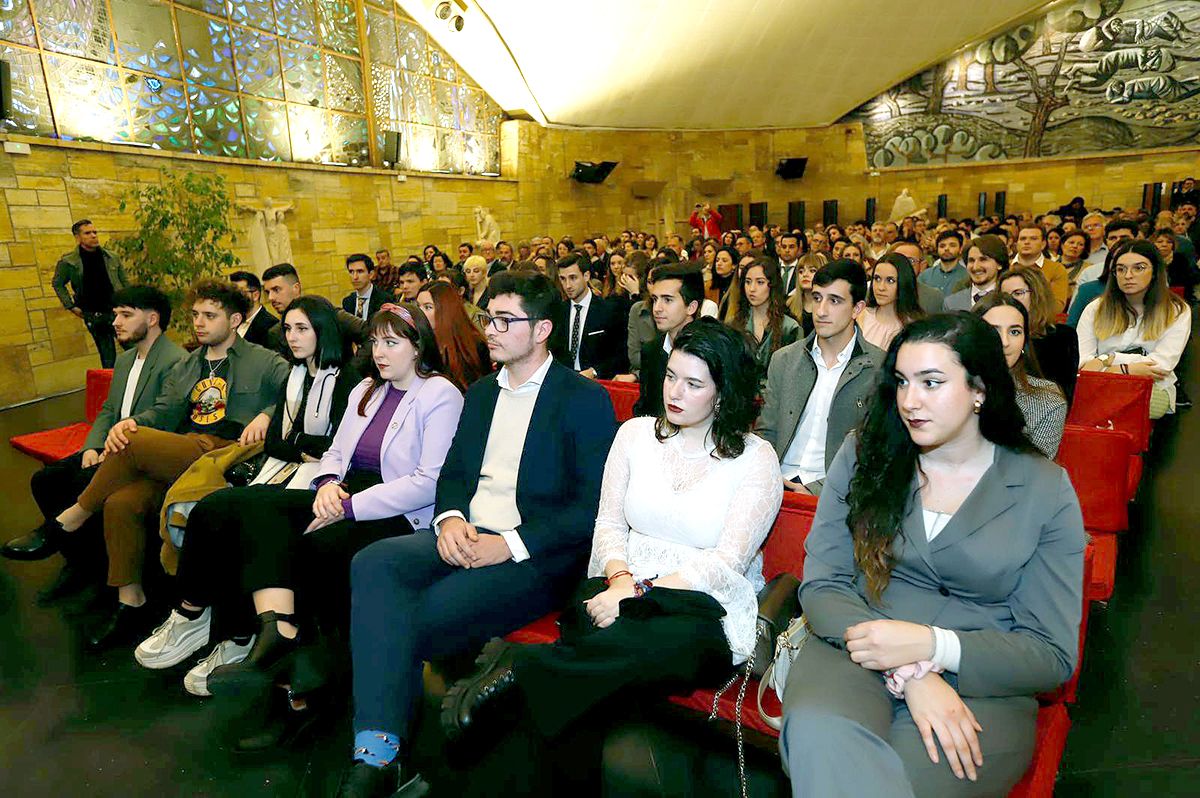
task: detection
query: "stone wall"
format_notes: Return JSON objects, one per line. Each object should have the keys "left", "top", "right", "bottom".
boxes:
{"left": 1, "top": 120, "right": 1197, "bottom": 407}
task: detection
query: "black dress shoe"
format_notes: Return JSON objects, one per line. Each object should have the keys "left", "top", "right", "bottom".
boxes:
{"left": 2, "top": 521, "right": 64, "bottom": 561}
{"left": 233, "top": 688, "right": 325, "bottom": 754}
{"left": 207, "top": 611, "right": 299, "bottom": 697}
{"left": 87, "top": 602, "right": 155, "bottom": 651}
{"left": 36, "top": 563, "right": 93, "bottom": 607}
{"left": 440, "top": 638, "right": 519, "bottom": 742}
{"left": 335, "top": 761, "right": 426, "bottom": 798}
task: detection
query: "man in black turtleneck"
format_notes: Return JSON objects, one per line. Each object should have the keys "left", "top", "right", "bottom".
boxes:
{"left": 52, "top": 219, "right": 127, "bottom": 368}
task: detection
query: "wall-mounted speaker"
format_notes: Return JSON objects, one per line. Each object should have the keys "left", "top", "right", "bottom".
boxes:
{"left": 994, "top": 191, "right": 1007, "bottom": 217}
{"left": 381, "top": 130, "right": 402, "bottom": 168}
{"left": 822, "top": 199, "right": 838, "bottom": 226}
{"left": 749, "top": 202, "right": 768, "bottom": 229}
{"left": 977, "top": 192, "right": 988, "bottom": 217}
{"left": 571, "top": 161, "right": 618, "bottom": 183}
{"left": 788, "top": 201, "right": 806, "bottom": 232}
{"left": 865, "top": 198, "right": 877, "bottom": 225}
{"left": 775, "top": 158, "right": 808, "bottom": 180}
{"left": 937, "top": 194, "right": 948, "bottom": 219}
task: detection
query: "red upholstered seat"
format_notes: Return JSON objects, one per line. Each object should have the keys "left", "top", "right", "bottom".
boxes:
{"left": 504, "top": 611, "right": 561, "bottom": 645}
{"left": 1008, "top": 704, "right": 1072, "bottom": 798}
{"left": 85, "top": 368, "right": 113, "bottom": 423}
{"left": 1086, "top": 532, "right": 1117, "bottom": 602}
{"left": 1066, "top": 371, "right": 1154, "bottom": 453}
{"left": 596, "top": 379, "right": 640, "bottom": 423}
{"left": 1056, "top": 425, "right": 1137, "bottom": 529}
{"left": 9, "top": 422, "right": 92, "bottom": 464}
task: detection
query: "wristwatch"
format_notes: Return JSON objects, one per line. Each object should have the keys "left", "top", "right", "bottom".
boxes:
{"left": 1100, "top": 352, "right": 1115, "bottom": 368}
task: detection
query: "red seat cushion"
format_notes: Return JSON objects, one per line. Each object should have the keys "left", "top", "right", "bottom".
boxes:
{"left": 1055, "top": 425, "right": 1135, "bottom": 532}
{"left": 1066, "top": 371, "right": 1153, "bottom": 452}
{"left": 85, "top": 368, "right": 113, "bottom": 424}
{"left": 1086, "top": 532, "right": 1117, "bottom": 602}
{"left": 1008, "top": 704, "right": 1071, "bottom": 798}
{"left": 504, "top": 611, "right": 561, "bottom": 644}
{"left": 597, "top": 379, "right": 640, "bottom": 423}
{"left": 9, "top": 422, "right": 92, "bottom": 464}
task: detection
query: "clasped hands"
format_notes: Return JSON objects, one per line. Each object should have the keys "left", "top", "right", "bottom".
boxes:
{"left": 845, "top": 619, "right": 983, "bottom": 783}
{"left": 435, "top": 516, "right": 512, "bottom": 568}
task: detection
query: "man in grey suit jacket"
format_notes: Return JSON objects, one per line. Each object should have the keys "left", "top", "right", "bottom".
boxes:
{"left": 757, "top": 260, "right": 882, "bottom": 495}
{"left": 3, "top": 287, "right": 187, "bottom": 600}
{"left": 944, "top": 243, "right": 1003, "bottom": 312}
{"left": 782, "top": 439, "right": 1085, "bottom": 797}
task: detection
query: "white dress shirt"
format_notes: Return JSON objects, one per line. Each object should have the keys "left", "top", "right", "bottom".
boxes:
{"left": 779, "top": 333, "right": 858, "bottom": 484}
{"left": 432, "top": 352, "right": 555, "bottom": 562}
{"left": 120, "top": 357, "right": 145, "bottom": 418}
{"left": 236, "top": 304, "right": 263, "bottom": 339}
{"left": 1076, "top": 299, "right": 1192, "bottom": 411}
{"left": 568, "top": 289, "right": 593, "bottom": 371}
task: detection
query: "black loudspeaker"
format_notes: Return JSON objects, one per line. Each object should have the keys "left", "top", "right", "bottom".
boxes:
{"left": 937, "top": 194, "right": 948, "bottom": 219}
{"left": 718, "top": 203, "right": 743, "bottom": 231}
{"left": 865, "top": 198, "right": 877, "bottom": 225}
{"left": 0, "top": 61, "right": 9, "bottom": 120}
{"left": 822, "top": 199, "right": 838, "bottom": 226}
{"left": 788, "top": 201, "right": 806, "bottom": 232}
{"left": 775, "top": 157, "right": 808, "bottom": 180}
{"left": 977, "top": 192, "right": 988, "bottom": 217}
{"left": 571, "top": 161, "right": 618, "bottom": 183}
{"left": 382, "top": 129, "right": 402, "bottom": 168}
{"left": 749, "top": 202, "right": 768, "bottom": 229}
{"left": 994, "top": 191, "right": 1007, "bottom": 217}
{"left": 1144, "top": 182, "right": 1164, "bottom": 216}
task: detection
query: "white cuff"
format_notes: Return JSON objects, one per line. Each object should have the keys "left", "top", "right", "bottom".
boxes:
{"left": 499, "top": 529, "right": 530, "bottom": 563}
{"left": 930, "top": 626, "right": 962, "bottom": 673}
{"left": 431, "top": 510, "right": 465, "bottom": 535}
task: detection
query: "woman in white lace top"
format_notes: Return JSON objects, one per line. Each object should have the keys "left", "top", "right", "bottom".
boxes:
{"left": 440, "top": 318, "right": 782, "bottom": 793}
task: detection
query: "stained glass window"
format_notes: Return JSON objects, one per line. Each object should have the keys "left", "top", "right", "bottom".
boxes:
{"left": 5, "top": 0, "right": 503, "bottom": 174}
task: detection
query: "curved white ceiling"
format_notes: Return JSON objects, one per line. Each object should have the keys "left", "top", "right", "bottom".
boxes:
{"left": 400, "top": 0, "right": 1051, "bottom": 129}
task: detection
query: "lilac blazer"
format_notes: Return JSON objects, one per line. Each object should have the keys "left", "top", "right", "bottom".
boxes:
{"left": 317, "top": 374, "right": 464, "bottom": 529}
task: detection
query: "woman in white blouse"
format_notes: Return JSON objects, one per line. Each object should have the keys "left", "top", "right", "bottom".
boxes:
{"left": 1077, "top": 239, "right": 1191, "bottom": 418}
{"left": 439, "top": 317, "right": 783, "bottom": 793}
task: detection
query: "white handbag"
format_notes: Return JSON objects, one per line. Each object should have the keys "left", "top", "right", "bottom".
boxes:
{"left": 756, "top": 614, "right": 811, "bottom": 730}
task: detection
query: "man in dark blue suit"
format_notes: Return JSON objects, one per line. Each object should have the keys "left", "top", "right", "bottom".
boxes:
{"left": 552, "top": 252, "right": 629, "bottom": 379}
{"left": 335, "top": 271, "right": 618, "bottom": 797}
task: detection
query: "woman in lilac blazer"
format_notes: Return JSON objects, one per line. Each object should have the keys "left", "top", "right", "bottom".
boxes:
{"left": 203, "top": 304, "right": 463, "bottom": 750}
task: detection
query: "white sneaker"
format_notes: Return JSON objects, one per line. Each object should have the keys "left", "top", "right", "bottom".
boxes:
{"left": 134, "top": 608, "right": 212, "bottom": 669}
{"left": 184, "top": 637, "right": 255, "bottom": 697}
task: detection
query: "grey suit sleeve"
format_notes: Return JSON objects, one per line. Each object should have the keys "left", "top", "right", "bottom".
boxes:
{"left": 798, "top": 438, "right": 887, "bottom": 644}
{"left": 131, "top": 358, "right": 190, "bottom": 432}
{"left": 956, "top": 468, "right": 1085, "bottom": 698}
{"left": 756, "top": 350, "right": 784, "bottom": 449}
{"left": 626, "top": 303, "right": 642, "bottom": 373}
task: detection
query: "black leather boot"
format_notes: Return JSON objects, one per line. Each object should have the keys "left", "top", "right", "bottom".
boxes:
{"left": 207, "top": 611, "right": 300, "bottom": 697}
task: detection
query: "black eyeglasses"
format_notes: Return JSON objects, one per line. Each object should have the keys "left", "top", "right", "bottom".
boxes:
{"left": 480, "top": 313, "right": 538, "bottom": 333}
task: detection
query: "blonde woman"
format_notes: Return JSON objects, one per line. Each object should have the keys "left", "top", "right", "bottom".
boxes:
{"left": 462, "top": 254, "right": 490, "bottom": 309}
{"left": 785, "top": 252, "right": 829, "bottom": 336}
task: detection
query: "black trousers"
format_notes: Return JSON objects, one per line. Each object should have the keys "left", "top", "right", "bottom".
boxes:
{"left": 30, "top": 452, "right": 105, "bottom": 572}
{"left": 82, "top": 311, "right": 116, "bottom": 369}
{"left": 177, "top": 482, "right": 413, "bottom": 637}
{"left": 455, "top": 579, "right": 734, "bottom": 797}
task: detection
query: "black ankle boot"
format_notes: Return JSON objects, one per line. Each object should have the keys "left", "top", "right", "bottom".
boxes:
{"left": 207, "top": 611, "right": 299, "bottom": 697}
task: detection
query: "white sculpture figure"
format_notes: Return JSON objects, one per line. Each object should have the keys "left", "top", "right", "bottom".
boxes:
{"left": 238, "top": 197, "right": 295, "bottom": 271}
{"left": 475, "top": 207, "right": 501, "bottom": 245}
{"left": 887, "top": 188, "right": 927, "bottom": 223}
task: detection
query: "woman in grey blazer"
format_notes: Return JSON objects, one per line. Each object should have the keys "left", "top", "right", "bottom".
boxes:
{"left": 781, "top": 313, "right": 1085, "bottom": 797}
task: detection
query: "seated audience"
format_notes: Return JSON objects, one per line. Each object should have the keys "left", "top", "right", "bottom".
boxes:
{"left": 1013, "top": 223, "right": 1071, "bottom": 310}
{"left": 858, "top": 253, "right": 924, "bottom": 352}
{"left": 1078, "top": 240, "right": 1192, "bottom": 418}
{"left": 916, "top": 230, "right": 966, "bottom": 295}
{"left": 708, "top": 245, "right": 738, "bottom": 306}
{"left": 553, "top": 253, "right": 629, "bottom": 379}
{"left": 342, "top": 254, "right": 395, "bottom": 322}
{"left": 782, "top": 312, "right": 1084, "bottom": 798}
{"left": 999, "top": 265, "right": 1079, "bottom": 402}
{"left": 945, "top": 234, "right": 1007, "bottom": 311}
{"left": 437, "top": 318, "right": 782, "bottom": 796}
{"left": 229, "top": 271, "right": 277, "bottom": 347}
{"left": 777, "top": 232, "right": 805, "bottom": 295}
{"left": 263, "top": 263, "right": 369, "bottom": 363}
{"left": 889, "top": 241, "right": 946, "bottom": 315}
{"left": 333, "top": 272, "right": 617, "bottom": 796}
{"left": 415, "top": 281, "right": 491, "bottom": 390}
{"left": 2, "top": 287, "right": 187, "bottom": 604}
{"left": 1071, "top": 220, "right": 1142, "bottom": 319}
{"left": 758, "top": 260, "right": 883, "bottom": 495}
{"left": 394, "top": 262, "right": 427, "bottom": 301}
{"left": 372, "top": 248, "right": 398, "bottom": 292}
{"left": 1060, "top": 229, "right": 1091, "bottom": 298}
{"left": 633, "top": 265, "right": 705, "bottom": 417}
{"left": 729, "top": 257, "right": 800, "bottom": 375}
{"left": 974, "top": 294, "right": 1068, "bottom": 458}
{"left": 44, "top": 279, "right": 289, "bottom": 649}
{"left": 133, "top": 296, "right": 357, "bottom": 704}
{"left": 1153, "top": 227, "right": 1200, "bottom": 297}
{"left": 429, "top": 251, "right": 454, "bottom": 276}
{"left": 783, "top": 252, "right": 827, "bottom": 335}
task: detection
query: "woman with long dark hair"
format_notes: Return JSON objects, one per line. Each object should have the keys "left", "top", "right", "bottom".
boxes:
{"left": 198, "top": 305, "right": 464, "bottom": 730}
{"left": 999, "top": 265, "right": 1079, "bottom": 402}
{"left": 858, "top": 252, "right": 924, "bottom": 351}
{"left": 134, "top": 296, "right": 357, "bottom": 697}
{"left": 439, "top": 317, "right": 782, "bottom": 794}
{"left": 1078, "top": 239, "right": 1191, "bottom": 417}
{"left": 974, "top": 294, "right": 1068, "bottom": 458}
{"left": 416, "top": 281, "right": 490, "bottom": 390}
{"left": 782, "top": 313, "right": 1084, "bottom": 797}
{"left": 730, "top": 257, "right": 800, "bottom": 373}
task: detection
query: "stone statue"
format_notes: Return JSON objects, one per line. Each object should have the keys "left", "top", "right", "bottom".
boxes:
{"left": 887, "top": 188, "right": 924, "bottom": 223}
{"left": 238, "top": 197, "right": 295, "bottom": 271}
{"left": 474, "top": 207, "right": 501, "bottom": 245}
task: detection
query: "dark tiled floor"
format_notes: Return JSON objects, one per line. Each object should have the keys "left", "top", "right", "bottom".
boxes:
{"left": 2, "top": 351, "right": 1199, "bottom": 796}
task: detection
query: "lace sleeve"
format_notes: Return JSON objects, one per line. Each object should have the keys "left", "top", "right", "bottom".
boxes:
{"left": 676, "top": 440, "right": 783, "bottom": 601}
{"left": 586, "top": 420, "right": 636, "bottom": 577}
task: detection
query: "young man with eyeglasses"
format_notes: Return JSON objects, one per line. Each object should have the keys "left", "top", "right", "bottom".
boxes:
{"left": 334, "top": 271, "right": 618, "bottom": 797}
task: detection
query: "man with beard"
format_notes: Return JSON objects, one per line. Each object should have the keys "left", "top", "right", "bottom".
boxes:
{"left": 2, "top": 286, "right": 188, "bottom": 604}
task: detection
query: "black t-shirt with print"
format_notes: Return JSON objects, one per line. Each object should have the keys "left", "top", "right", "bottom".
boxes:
{"left": 185, "top": 358, "right": 244, "bottom": 440}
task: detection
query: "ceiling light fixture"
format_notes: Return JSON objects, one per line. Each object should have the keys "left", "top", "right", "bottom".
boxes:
{"left": 435, "top": 0, "right": 467, "bottom": 32}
